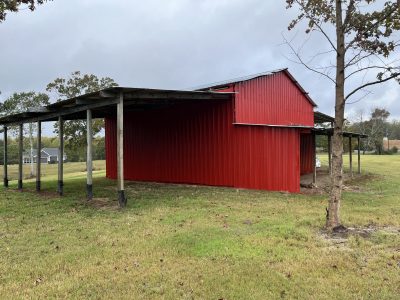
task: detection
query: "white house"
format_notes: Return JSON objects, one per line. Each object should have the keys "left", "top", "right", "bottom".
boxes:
{"left": 23, "top": 148, "right": 67, "bottom": 164}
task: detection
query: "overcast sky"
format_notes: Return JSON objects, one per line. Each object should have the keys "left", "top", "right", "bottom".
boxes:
{"left": 0, "top": 0, "right": 399, "bottom": 135}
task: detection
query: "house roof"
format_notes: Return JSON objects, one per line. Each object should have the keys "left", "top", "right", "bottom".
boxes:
{"left": 194, "top": 68, "right": 318, "bottom": 107}
{"left": 42, "top": 148, "right": 59, "bottom": 156}
{"left": 23, "top": 148, "right": 60, "bottom": 157}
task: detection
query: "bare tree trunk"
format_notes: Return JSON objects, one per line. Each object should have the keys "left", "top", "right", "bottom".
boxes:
{"left": 327, "top": 0, "right": 345, "bottom": 230}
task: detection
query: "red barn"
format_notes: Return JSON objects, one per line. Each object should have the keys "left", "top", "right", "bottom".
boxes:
{"left": 105, "top": 69, "right": 316, "bottom": 193}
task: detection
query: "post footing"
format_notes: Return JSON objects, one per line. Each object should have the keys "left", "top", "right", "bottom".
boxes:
{"left": 87, "top": 184, "right": 93, "bottom": 200}
{"left": 57, "top": 180, "right": 64, "bottom": 196}
{"left": 36, "top": 180, "right": 41, "bottom": 192}
{"left": 118, "top": 190, "right": 127, "bottom": 207}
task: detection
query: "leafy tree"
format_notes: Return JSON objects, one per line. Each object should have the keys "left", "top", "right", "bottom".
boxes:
{"left": 46, "top": 71, "right": 118, "bottom": 160}
{"left": 370, "top": 108, "right": 390, "bottom": 154}
{"left": 388, "top": 120, "right": 400, "bottom": 139}
{"left": 350, "top": 108, "right": 391, "bottom": 154}
{"left": 0, "top": 92, "right": 50, "bottom": 176}
{"left": 286, "top": 0, "right": 400, "bottom": 230}
{"left": 0, "top": 0, "right": 52, "bottom": 22}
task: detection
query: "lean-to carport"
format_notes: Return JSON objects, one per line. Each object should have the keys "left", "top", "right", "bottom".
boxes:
{"left": 310, "top": 111, "right": 368, "bottom": 185}
{"left": 0, "top": 88, "right": 233, "bottom": 207}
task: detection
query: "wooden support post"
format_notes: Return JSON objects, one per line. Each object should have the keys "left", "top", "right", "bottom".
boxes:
{"left": 357, "top": 136, "right": 361, "bottom": 175}
{"left": 117, "top": 92, "right": 126, "bottom": 207}
{"left": 349, "top": 135, "right": 353, "bottom": 178}
{"left": 36, "top": 121, "right": 41, "bottom": 192}
{"left": 3, "top": 126, "right": 8, "bottom": 188}
{"left": 18, "top": 124, "right": 23, "bottom": 190}
{"left": 86, "top": 109, "right": 93, "bottom": 200}
{"left": 57, "top": 116, "right": 64, "bottom": 196}
{"left": 312, "top": 132, "right": 317, "bottom": 185}
{"left": 328, "top": 134, "right": 332, "bottom": 175}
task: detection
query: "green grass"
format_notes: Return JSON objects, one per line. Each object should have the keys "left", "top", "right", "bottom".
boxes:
{"left": 0, "top": 156, "right": 399, "bottom": 299}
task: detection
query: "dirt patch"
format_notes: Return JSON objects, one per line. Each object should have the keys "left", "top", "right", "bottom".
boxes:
{"left": 320, "top": 225, "right": 400, "bottom": 244}
{"left": 301, "top": 169, "right": 378, "bottom": 195}
{"left": 6, "top": 188, "right": 61, "bottom": 199}
{"left": 35, "top": 190, "right": 62, "bottom": 199}
{"left": 87, "top": 198, "right": 119, "bottom": 210}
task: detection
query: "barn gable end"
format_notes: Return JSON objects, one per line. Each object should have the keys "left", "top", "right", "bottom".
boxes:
{"left": 233, "top": 71, "right": 315, "bottom": 127}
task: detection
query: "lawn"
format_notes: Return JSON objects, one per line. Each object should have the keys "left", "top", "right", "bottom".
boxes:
{"left": 0, "top": 156, "right": 399, "bottom": 299}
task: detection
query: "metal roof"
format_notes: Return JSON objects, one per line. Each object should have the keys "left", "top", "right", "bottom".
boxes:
{"left": 314, "top": 111, "right": 335, "bottom": 123}
{"left": 313, "top": 128, "right": 368, "bottom": 138}
{"left": 194, "top": 68, "right": 318, "bottom": 107}
{"left": 193, "top": 69, "right": 287, "bottom": 90}
{"left": 0, "top": 87, "right": 234, "bottom": 126}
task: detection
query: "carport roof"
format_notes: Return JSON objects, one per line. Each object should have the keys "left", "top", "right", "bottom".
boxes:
{"left": 0, "top": 87, "right": 234, "bottom": 126}
{"left": 313, "top": 127, "right": 368, "bottom": 138}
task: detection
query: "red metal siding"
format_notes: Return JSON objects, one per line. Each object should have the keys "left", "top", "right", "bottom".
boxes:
{"left": 300, "top": 133, "right": 314, "bottom": 175}
{"left": 233, "top": 126, "right": 300, "bottom": 192}
{"left": 106, "top": 100, "right": 235, "bottom": 187}
{"left": 105, "top": 100, "right": 302, "bottom": 193}
{"left": 233, "top": 72, "right": 314, "bottom": 127}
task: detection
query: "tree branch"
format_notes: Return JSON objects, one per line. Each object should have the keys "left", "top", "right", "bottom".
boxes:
{"left": 345, "top": 73, "right": 400, "bottom": 100}
{"left": 345, "top": 65, "right": 399, "bottom": 80}
{"left": 282, "top": 34, "right": 336, "bottom": 84}
{"left": 345, "top": 3, "right": 400, "bottom": 52}
{"left": 293, "top": 0, "right": 338, "bottom": 53}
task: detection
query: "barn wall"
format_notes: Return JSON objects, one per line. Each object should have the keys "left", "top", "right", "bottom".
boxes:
{"left": 105, "top": 100, "right": 302, "bottom": 193}
{"left": 106, "top": 100, "right": 235, "bottom": 187}
{"left": 233, "top": 125, "right": 300, "bottom": 192}
{"left": 300, "top": 133, "right": 314, "bottom": 175}
{"left": 233, "top": 72, "right": 314, "bottom": 127}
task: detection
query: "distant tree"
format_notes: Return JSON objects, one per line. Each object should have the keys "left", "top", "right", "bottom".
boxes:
{"left": 0, "top": 92, "right": 50, "bottom": 176}
{"left": 349, "top": 108, "right": 393, "bottom": 153}
{"left": 286, "top": 0, "right": 400, "bottom": 230}
{"left": 369, "top": 108, "right": 390, "bottom": 154}
{"left": 0, "top": 0, "right": 52, "bottom": 22}
{"left": 93, "top": 137, "right": 105, "bottom": 160}
{"left": 350, "top": 109, "right": 372, "bottom": 153}
{"left": 46, "top": 71, "right": 118, "bottom": 160}
{"left": 388, "top": 120, "right": 400, "bottom": 140}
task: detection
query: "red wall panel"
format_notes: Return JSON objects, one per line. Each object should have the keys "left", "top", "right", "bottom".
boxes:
{"left": 106, "top": 100, "right": 235, "bottom": 187}
{"left": 105, "top": 100, "right": 302, "bottom": 193}
{"left": 233, "top": 125, "right": 300, "bottom": 192}
{"left": 234, "top": 72, "right": 314, "bottom": 127}
{"left": 300, "top": 133, "right": 314, "bottom": 175}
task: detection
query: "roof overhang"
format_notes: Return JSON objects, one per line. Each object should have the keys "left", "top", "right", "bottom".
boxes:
{"left": 0, "top": 87, "right": 234, "bottom": 126}
{"left": 313, "top": 128, "right": 368, "bottom": 138}
{"left": 314, "top": 111, "right": 335, "bottom": 124}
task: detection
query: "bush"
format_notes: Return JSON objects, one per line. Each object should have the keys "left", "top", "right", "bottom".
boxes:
{"left": 391, "top": 146, "right": 398, "bottom": 154}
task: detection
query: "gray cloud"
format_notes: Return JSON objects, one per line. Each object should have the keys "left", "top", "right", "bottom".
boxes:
{"left": 0, "top": 0, "right": 399, "bottom": 135}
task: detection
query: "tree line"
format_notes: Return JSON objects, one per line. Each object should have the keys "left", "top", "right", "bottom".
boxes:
{"left": 0, "top": 136, "right": 106, "bottom": 165}
{"left": 0, "top": 71, "right": 117, "bottom": 165}
{"left": 347, "top": 108, "right": 399, "bottom": 154}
